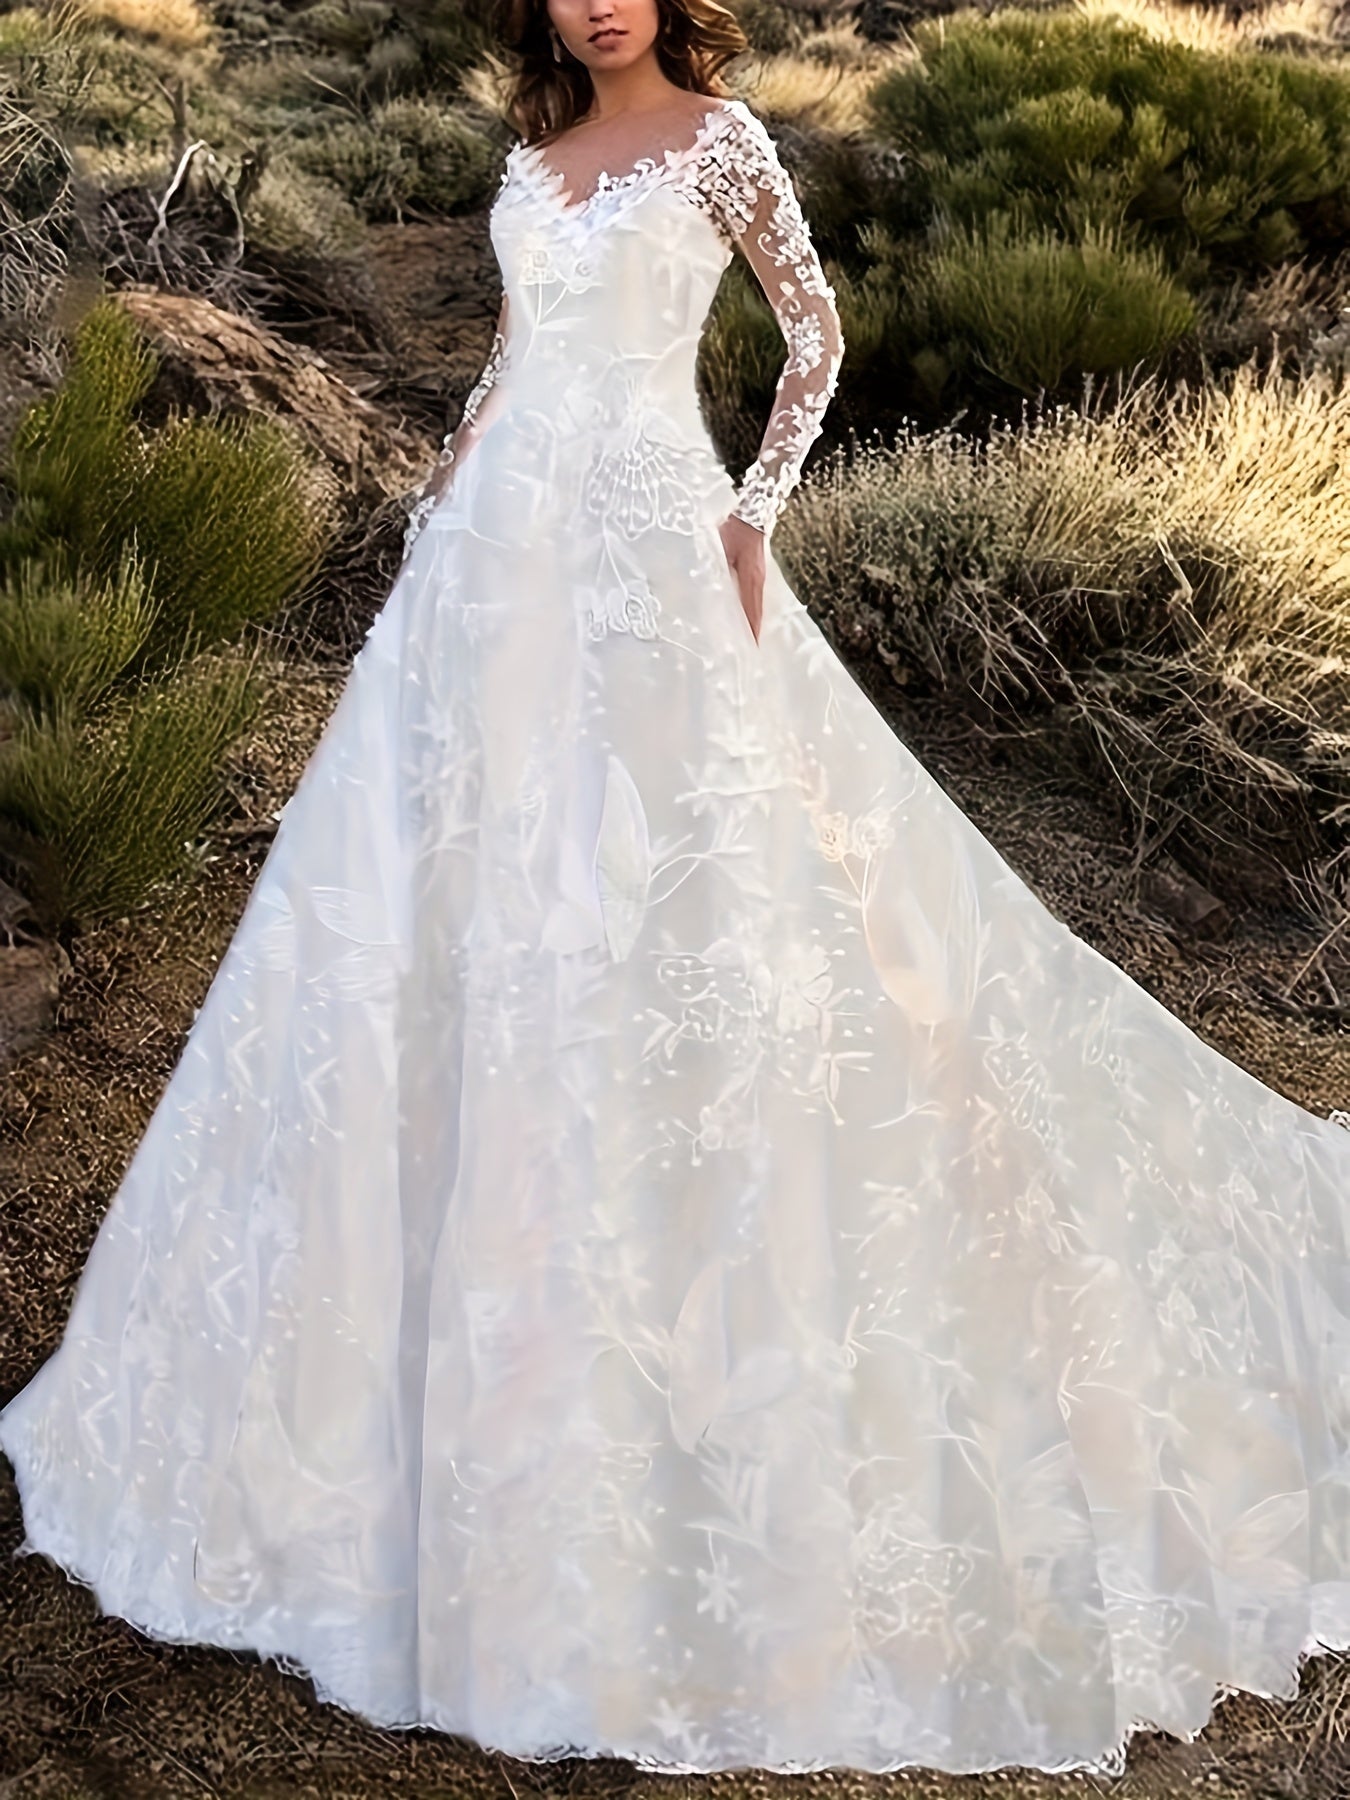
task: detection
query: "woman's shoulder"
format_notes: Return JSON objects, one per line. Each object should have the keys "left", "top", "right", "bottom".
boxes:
{"left": 697, "top": 94, "right": 755, "bottom": 142}
{"left": 695, "top": 94, "right": 781, "bottom": 163}
{"left": 687, "top": 95, "right": 785, "bottom": 187}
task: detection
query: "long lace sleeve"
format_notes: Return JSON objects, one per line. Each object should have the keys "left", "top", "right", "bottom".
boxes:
{"left": 704, "top": 105, "right": 845, "bottom": 540}
{"left": 402, "top": 293, "right": 510, "bottom": 558}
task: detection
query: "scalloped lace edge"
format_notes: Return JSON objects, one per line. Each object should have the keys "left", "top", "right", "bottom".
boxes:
{"left": 508, "top": 98, "right": 740, "bottom": 222}
{"left": 6, "top": 1482, "right": 1350, "bottom": 1780}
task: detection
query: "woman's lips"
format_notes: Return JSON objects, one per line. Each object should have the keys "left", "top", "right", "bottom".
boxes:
{"left": 590, "top": 29, "right": 625, "bottom": 44}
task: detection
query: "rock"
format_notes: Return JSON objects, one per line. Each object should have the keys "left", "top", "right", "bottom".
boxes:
{"left": 0, "top": 938, "right": 68, "bottom": 1071}
{"left": 1140, "top": 859, "right": 1231, "bottom": 937}
{"left": 112, "top": 287, "right": 429, "bottom": 506}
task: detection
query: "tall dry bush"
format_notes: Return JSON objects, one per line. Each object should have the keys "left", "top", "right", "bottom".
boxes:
{"left": 779, "top": 357, "right": 1350, "bottom": 926}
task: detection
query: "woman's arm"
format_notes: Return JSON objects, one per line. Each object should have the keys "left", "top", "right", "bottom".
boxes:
{"left": 402, "top": 292, "right": 511, "bottom": 559}
{"left": 706, "top": 107, "right": 845, "bottom": 540}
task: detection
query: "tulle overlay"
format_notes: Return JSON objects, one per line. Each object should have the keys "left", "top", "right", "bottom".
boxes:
{"left": 4, "top": 96, "right": 1350, "bottom": 1780}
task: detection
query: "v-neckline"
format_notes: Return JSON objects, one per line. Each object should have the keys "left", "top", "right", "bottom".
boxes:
{"left": 511, "top": 98, "right": 739, "bottom": 221}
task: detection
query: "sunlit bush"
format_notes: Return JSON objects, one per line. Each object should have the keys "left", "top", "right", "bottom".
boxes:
{"left": 779, "top": 357, "right": 1350, "bottom": 920}
{"left": 869, "top": 8, "right": 1350, "bottom": 279}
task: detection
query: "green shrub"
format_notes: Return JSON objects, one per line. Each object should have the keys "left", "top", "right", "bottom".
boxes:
{"left": 371, "top": 0, "right": 496, "bottom": 93}
{"left": 0, "top": 7, "right": 51, "bottom": 55}
{"left": 100, "top": 412, "right": 327, "bottom": 663}
{"left": 869, "top": 8, "right": 1350, "bottom": 279}
{"left": 722, "top": 0, "right": 801, "bottom": 55}
{"left": 289, "top": 98, "right": 498, "bottom": 218}
{"left": 240, "top": 160, "right": 367, "bottom": 257}
{"left": 0, "top": 649, "right": 264, "bottom": 927}
{"left": 294, "top": 0, "right": 494, "bottom": 97}
{"left": 2, "top": 298, "right": 155, "bottom": 558}
{"left": 896, "top": 219, "right": 1196, "bottom": 400}
{"left": 0, "top": 547, "right": 160, "bottom": 722}
{"left": 368, "top": 96, "right": 499, "bottom": 211}
{"left": 3, "top": 301, "right": 329, "bottom": 665}
{"left": 0, "top": 299, "right": 331, "bottom": 928}
{"left": 290, "top": 114, "right": 418, "bottom": 216}
{"left": 298, "top": 0, "right": 392, "bottom": 59}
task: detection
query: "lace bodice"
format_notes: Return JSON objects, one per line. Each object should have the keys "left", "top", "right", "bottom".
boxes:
{"left": 403, "top": 97, "right": 844, "bottom": 557}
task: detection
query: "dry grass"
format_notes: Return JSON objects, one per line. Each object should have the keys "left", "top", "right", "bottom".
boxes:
{"left": 1198, "top": 249, "right": 1350, "bottom": 371}
{"left": 1150, "top": 363, "right": 1350, "bottom": 645}
{"left": 781, "top": 356, "right": 1350, "bottom": 929}
{"left": 801, "top": 354, "right": 1350, "bottom": 657}
{"left": 724, "top": 40, "right": 912, "bottom": 132}
{"left": 58, "top": 0, "right": 213, "bottom": 51}
{"left": 1076, "top": 0, "right": 1349, "bottom": 52}
{"left": 0, "top": 91, "right": 72, "bottom": 327}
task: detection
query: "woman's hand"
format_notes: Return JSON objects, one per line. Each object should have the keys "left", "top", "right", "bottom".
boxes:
{"left": 718, "top": 513, "right": 767, "bottom": 645}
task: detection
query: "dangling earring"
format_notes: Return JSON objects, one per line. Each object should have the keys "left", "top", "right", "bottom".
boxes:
{"left": 550, "top": 24, "right": 565, "bottom": 61}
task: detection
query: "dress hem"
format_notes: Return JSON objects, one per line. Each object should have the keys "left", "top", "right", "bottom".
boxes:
{"left": 5, "top": 1439, "right": 1349, "bottom": 1782}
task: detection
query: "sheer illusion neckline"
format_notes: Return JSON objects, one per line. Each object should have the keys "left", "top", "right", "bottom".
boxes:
{"left": 511, "top": 97, "right": 740, "bottom": 219}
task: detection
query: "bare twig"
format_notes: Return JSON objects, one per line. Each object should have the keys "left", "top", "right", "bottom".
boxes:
{"left": 146, "top": 135, "right": 208, "bottom": 259}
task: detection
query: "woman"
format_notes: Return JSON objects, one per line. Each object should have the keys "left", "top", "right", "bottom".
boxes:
{"left": 2, "top": 0, "right": 1349, "bottom": 1780}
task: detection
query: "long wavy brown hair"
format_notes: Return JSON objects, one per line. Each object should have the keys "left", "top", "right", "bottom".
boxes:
{"left": 497, "top": 0, "right": 750, "bottom": 148}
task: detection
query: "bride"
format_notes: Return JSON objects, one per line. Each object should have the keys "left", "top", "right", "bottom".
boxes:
{"left": 3, "top": 0, "right": 1350, "bottom": 1780}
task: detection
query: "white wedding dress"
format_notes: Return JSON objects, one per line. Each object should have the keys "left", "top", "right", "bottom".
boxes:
{"left": 3, "top": 95, "right": 1350, "bottom": 1780}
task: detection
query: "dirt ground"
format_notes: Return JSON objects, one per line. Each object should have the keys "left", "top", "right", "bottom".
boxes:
{"left": 2, "top": 626, "right": 1348, "bottom": 1799}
